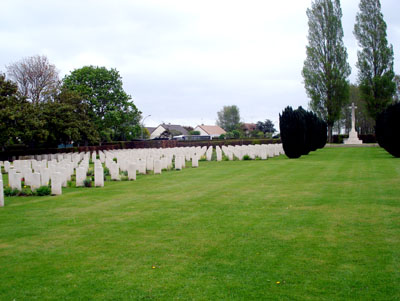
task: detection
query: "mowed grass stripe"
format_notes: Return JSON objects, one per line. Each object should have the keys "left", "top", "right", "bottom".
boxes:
{"left": 0, "top": 147, "right": 399, "bottom": 300}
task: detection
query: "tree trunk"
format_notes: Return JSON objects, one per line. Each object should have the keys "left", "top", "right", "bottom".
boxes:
{"left": 328, "top": 124, "right": 333, "bottom": 143}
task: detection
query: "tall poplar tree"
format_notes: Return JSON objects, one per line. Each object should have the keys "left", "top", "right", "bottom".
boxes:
{"left": 302, "top": 0, "right": 351, "bottom": 142}
{"left": 354, "top": 0, "right": 396, "bottom": 121}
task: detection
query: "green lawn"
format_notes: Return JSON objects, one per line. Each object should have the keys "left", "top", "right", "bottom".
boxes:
{"left": 0, "top": 147, "right": 399, "bottom": 300}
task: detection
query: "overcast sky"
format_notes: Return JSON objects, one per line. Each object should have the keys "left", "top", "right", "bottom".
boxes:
{"left": 1, "top": 0, "right": 399, "bottom": 128}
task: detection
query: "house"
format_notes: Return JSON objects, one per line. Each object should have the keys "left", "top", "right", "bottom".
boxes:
{"left": 145, "top": 127, "right": 156, "bottom": 138}
{"left": 150, "top": 124, "right": 189, "bottom": 139}
{"left": 193, "top": 125, "right": 226, "bottom": 139}
{"left": 241, "top": 123, "right": 257, "bottom": 136}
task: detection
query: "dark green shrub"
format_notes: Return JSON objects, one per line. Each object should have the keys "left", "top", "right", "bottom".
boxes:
{"left": 280, "top": 106, "right": 327, "bottom": 159}
{"left": 18, "top": 187, "right": 33, "bottom": 196}
{"left": 34, "top": 186, "right": 51, "bottom": 196}
{"left": 4, "top": 187, "right": 18, "bottom": 196}
{"left": 84, "top": 178, "right": 92, "bottom": 187}
{"left": 104, "top": 167, "right": 110, "bottom": 176}
{"left": 232, "top": 130, "right": 241, "bottom": 139}
{"left": 243, "top": 155, "right": 251, "bottom": 160}
{"left": 376, "top": 102, "right": 400, "bottom": 157}
{"left": 280, "top": 106, "right": 306, "bottom": 158}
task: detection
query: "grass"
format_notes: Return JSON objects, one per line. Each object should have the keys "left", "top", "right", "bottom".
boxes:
{"left": 0, "top": 147, "right": 399, "bottom": 300}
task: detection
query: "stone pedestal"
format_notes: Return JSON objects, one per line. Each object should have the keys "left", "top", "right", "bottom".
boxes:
{"left": 344, "top": 130, "right": 363, "bottom": 145}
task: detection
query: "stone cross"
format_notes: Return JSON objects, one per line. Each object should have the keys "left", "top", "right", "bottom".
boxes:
{"left": 349, "top": 102, "right": 357, "bottom": 132}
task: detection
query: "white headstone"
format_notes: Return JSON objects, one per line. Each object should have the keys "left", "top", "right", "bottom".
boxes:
{"left": 94, "top": 166, "right": 104, "bottom": 187}
{"left": 76, "top": 167, "right": 86, "bottom": 187}
{"left": 192, "top": 156, "right": 199, "bottom": 168}
{"left": 12, "top": 172, "right": 22, "bottom": 191}
{"left": 0, "top": 177, "right": 4, "bottom": 207}
{"left": 40, "top": 168, "right": 50, "bottom": 186}
{"left": 216, "top": 146, "right": 222, "bottom": 161}
{"left": 31, "top": 172, "right": 41, "bottom": 190}
{"left": 51, "top": 172, "right": 62, "bottom": 195}
{"left": 154, "top": 160, "right": 162, "bottom": 174}
{"left": 175, "top": 156, "right": 182, "bottom": 170}
{"left": 128, "top": 163, "right": 137, "bottom": 180}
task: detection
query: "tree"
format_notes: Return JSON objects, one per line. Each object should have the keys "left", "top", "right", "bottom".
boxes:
{"left": 302, "top": 0, "right": 351, "bottom": 142}
{"left": 0, "top": 74, "right": 47, "bottom": 149}
{"left": 6, "top": 55, "right": 59, "bottom": 104}
{"left": 216, "top": 105, "right": 241, "bottom": 132}
{"left": 354, "top": 0, "right": 396, "bottom": 121}
{"left": 42, "top": 89, "right": 99, "bottom": 146}
{"left": 393, "top": 75, "right": 400, "bottom": 102}
{"left": 63, "top": 66, "right": 141, "bottom": 142}
{"left": 256, "top": 119, "right": 276, "bottom": 134}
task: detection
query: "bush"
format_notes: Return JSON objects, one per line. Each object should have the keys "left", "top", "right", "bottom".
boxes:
{"left": 232, "top": 130, "right": 241, "bottom": 139}
{"left": 280, "top": 106, "right": 307, "bottom": 158}
{"left": 279, "top": 106, "right": 327, "bottom": 159}
{"left": 376, "top": 102, "right": 400, "bottom": 157}
{"left": 84, "top": 178, "right": 92, "bottom": 187}
{"left": 120, "top": 175, "right": 129, "bottom": 181}
{"left": 87, "top": 168, "right": 94, "bottom": 176}
{"left": 4, "top": 187, "right": 19, "bottom": 196}
{"left": 34, "top": 186, "right": 51, "bottom": 196}
{"left": 243, "top": 155, "right": 251, "bottom": 160}
{"left": 18, "top": 187, "right": 33, "bottom": 196}
{"left": 104, "top": 167, "right": 110, "bottom": 176}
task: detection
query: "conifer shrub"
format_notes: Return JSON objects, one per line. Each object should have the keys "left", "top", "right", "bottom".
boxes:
{"left": 376, "top": 102, "right": 400, "bottom": 157}
{"left": 280, "top": 106, "right": 327, "bottom": 159}
{"left": 280, "top": 106, "right": 306, "bottom": 158}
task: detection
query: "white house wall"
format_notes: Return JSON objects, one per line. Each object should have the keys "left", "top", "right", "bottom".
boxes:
{"left": 150, "top": 125, "right": 166, "bottom": 139}
{"left": 194, "top": 126, "right": 209, "bottom": 136}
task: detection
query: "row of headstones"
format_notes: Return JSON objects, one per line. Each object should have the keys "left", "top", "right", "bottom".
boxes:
{"left": 0, "top": 146, "right": 203, "bottom": 201}
{"left": 0, "top": 144, "right": 283, "bottom": 205}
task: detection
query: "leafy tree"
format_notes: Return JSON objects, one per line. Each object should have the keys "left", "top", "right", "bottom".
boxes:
{"left": 42, "top": 89, "right": 99, "bottom": 146}
{"left": 256, "top": 119, "right": 276, "bottom": 134}
{"left": 189, "top": 130, "right": 200, "bottom": 135}
{"left": 6, "top": 55, "right": 59, "bottom": 104}
{"left": 216, "top": 105, "right": 241, "bottom": 132}
{"left": 393, "top": 75, "right": 400, "bottom": 102}
{"left": 0, "top": 74, "right": 47, "bottom": 149}
{"left": 63, "top": 66, "right": 141, "bottom": 142}
{"left": 232, "top": 130, "right": 241, "bottom": 139}
{"left": 302, "top": 0, "right": 351, "bottom": 142}
{"left": 354, "top": 0, "right": 396, "bottom": 121}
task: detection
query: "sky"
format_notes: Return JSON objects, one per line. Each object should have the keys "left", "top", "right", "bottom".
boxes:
{"left": 1, "top": 0, "right": 399, "bottom": 129}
